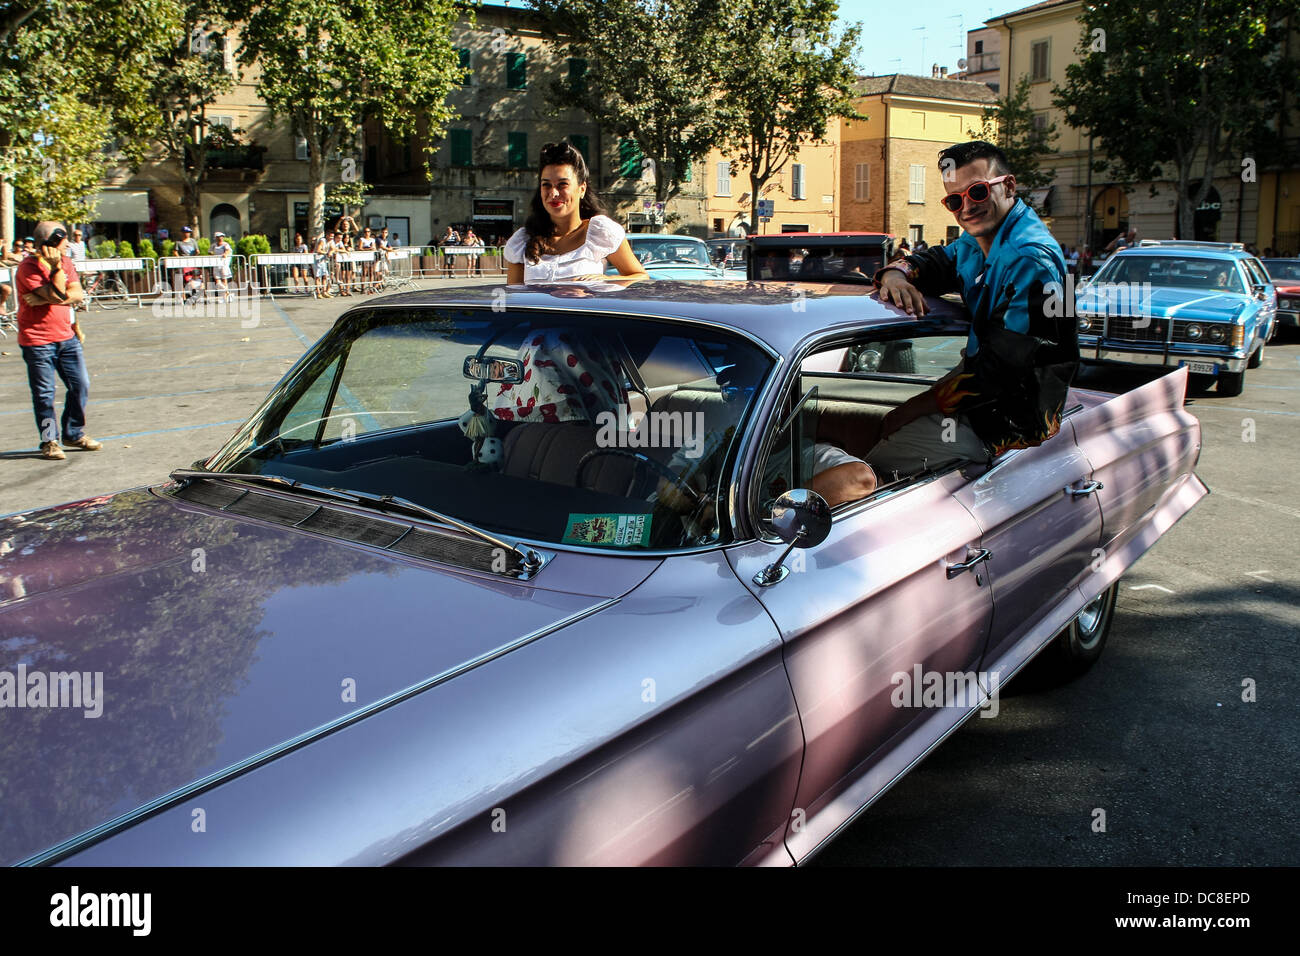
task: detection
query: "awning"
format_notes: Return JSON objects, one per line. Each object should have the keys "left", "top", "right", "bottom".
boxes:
{"left": 92, "top": 190, "right": 149, "bottom": 222}
{"left": 1028, "top": 186, "right": 1054, "bottom": 214}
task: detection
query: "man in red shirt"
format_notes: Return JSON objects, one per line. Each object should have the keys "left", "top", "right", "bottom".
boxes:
{"left": 16, "top": 220, "right": 102, "bottom": 460}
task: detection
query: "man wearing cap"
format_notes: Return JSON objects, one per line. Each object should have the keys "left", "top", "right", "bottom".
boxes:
{"left": 176, "top": 225, "right": 201, "bottom": 300}
{"left": 15, "top": 221, "right": 102, "bottom": 460}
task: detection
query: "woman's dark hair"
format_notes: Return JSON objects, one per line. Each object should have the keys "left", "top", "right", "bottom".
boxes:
{"left": 523, "top": 140, "right": 607, "bottom": 264}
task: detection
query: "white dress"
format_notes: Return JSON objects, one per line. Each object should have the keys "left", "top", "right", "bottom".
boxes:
{"left": 503, "top": 215, "right": 626, "bottom": 282}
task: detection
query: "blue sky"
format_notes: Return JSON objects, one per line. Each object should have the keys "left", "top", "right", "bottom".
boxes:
{"left": 837, "top": 0, "right": 1011, "bottom": 77}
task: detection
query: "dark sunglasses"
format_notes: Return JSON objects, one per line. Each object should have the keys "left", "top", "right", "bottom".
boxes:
{"left": 46, "top": 228, "right": 67, "bottom": 245}
{"left": 940, "top": 175, "right": 1012, "bottom": 212}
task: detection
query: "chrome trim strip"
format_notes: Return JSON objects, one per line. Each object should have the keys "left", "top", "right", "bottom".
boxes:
{"left": 19, "top": 596, "right": 619, "bottom": 866}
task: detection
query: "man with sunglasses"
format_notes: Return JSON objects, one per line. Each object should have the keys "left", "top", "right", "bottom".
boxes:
{"left": 14, "top": 220, "right": 102, "bottom": 460}
{"left": 870, "top": 140, "right": 1077, "bottom": 474}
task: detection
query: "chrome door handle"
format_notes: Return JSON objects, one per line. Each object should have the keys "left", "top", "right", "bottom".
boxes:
{"left": 1066, "top": 479, "right": 1103, "bottom": 497}
{"left": 947, "top": 549, "right": 992, "bottom": 579}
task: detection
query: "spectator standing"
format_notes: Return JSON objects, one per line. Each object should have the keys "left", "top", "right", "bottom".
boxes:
{"left": 358, "top": 226, "right": 377, "bottom": 292}
{"left": 212, "top": 232, "right": 233, "bottom": 300}
{"left": 441, "top": 224, "right": 461, "bottom": 277}
{"left": 15, "top": 221, "right": 101, "bottom": 460}
{"left": 175, "top": 225, "right": 202, "bottom": 301}
{"left": 291, "top": 232, "right": 309, "bottom": 294}
{"left": 464, "top": 227, "right": 484, "bottom": 276}
{"left": 66, "top": 229, "right": 86, "bottom": 261}
{"left": 312, "top": 233, "right": 333, "bottom": 297}
{"left": 376, "top": 226, "right": 392, "bottom": 282}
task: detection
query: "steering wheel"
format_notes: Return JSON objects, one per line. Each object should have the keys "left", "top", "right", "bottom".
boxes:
{"left": 575, "top": 448, "right": 701, "bottom": 504}
{"left": 575, "top": 448, "right": 718, "bottom": 547}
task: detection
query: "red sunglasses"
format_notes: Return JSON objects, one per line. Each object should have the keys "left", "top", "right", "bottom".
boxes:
{"left": 941, "top": 175, "right": 1012, "bottom": 212}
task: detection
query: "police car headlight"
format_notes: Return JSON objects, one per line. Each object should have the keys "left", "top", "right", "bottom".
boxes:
{"left": 1184, "top": 323, "right": 1203, "bottom": 341}
{"left": 1206, "top": 325, "right": 1226, "bottom": 343}
{"left": 856, "top": 349, "right": 882, "bottom": 372}
{"left": 1077, "top": 316, "right": 1094, "bottom": 332}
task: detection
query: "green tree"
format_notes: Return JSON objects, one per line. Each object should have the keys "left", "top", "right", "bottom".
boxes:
{"left": 529, "top": 0, "right": 734, "bottom": 206}
{"left": 144, "top": 2, "right": 252, "bottom": 236}
{"left": 970, "top": 74, "right": 1057, "bottom": 212}
{"left": 9, "top": 92, "right": 112, "bottom": 222}
{"left": 237, "top": 0, "right": 464, "bottom": 238}
{"left": 0, "top": 1, "right": 182, "bottom": 244}
{"left": 715, "top": 0, "right": 863, "bottom": 235}
{"left": 1053, "top": 0, "right": 1299, "bottom": 239}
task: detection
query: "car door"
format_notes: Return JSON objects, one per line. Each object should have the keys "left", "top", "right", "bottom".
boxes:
{"left": 949, "top": 417, "right": 1102, "bottom": 674}
{"left": 725, "top": 371, "right": 994, "bottom": 862}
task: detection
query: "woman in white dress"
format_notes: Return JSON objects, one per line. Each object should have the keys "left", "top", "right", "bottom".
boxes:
{"left": 212, "top": 232, "right": 233, "bottom": 301}
{"left": 504, "top": 140, "right": 648, "bottom": 284}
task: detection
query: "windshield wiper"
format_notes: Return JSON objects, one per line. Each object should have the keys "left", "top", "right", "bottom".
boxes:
{"left": 168, "top": 469, "right": 543, "bottom": 574}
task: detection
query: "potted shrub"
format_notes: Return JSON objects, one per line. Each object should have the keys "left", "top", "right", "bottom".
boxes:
{"left": 420, "top": 245, "right": 438, "bottom": 274}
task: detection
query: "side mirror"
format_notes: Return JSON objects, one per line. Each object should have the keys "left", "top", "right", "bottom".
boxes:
{"left": 754, "top": 489, "right": 833, "bottom": 587}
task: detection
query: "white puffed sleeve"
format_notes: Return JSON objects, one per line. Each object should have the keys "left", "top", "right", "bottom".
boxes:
{"left": 585, "top": 215, "right": 626, "bottom": 259}
{"left": 503, "top": 228, "right": 528, "bottom": 264}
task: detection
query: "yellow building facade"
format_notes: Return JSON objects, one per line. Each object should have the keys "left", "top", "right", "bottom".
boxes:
{"left": 703, "top": 129, "right": 841, "bottom": 237}
{"left": 839, "top": 74, "right": 997, "bottom": 245}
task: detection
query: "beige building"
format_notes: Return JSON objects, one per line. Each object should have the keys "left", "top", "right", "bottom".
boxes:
{"left": 986, "top": 0, "right": 1297, "bottom": 252}
{"left": 955, "top": 26, "right": 1000, "bottom": 92}
{"left": 84, "top": 3, "right": 706, "bottom": 250}
{"left": 839, "top": 74, "right": 997, "bottom": 245}
{"left": 703, "top": 129, "right": 841, "bottom": 237}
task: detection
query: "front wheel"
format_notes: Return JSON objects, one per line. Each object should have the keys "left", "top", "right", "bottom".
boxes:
{"left": 1247, "top": 340, "right": 1264, "bottom": 369}
{"left": 1217, "top": 369, "right": 1246, "bottom": 397}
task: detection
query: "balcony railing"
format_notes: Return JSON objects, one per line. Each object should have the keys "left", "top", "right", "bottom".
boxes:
{"left": 188, "top": 145, "right": 266, "bottom": 171}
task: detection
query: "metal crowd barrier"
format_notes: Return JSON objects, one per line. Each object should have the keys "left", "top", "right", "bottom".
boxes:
{"left": 156, "top": 254, "right": 251, "bottom": 298}
{"left": 251, "top": 252, "right": 319, "bottom": 298}
{"left": 0, "top": 265, "right": 16, "bottom": 337}
{"left": 72, "top": 257, "right": 153, "bottom": 306}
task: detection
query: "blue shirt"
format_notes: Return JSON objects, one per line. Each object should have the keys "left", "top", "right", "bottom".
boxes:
{"left": 928, "top": 200, "right": 1066, "bottom": 356}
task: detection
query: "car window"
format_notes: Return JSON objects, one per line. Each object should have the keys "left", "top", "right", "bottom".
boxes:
{"left": 1262, "top": 259, "right": 1300, "bottom": 281}
{"left": 210, "top": 309, "right": 775, "bottom": 550}
{"left": 756, "top": 330, "right": 969, "bottom": 527}
{"left": 1096, "top": 255, "right": 1247, "bottom": 293}
{"left": 1244, "top": 258, "right": 1270, "bottom": 288}
{"left": 751, "top": 243, "right": 886, "bottom": 283}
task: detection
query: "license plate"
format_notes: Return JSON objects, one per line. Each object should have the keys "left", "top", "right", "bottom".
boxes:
{"left": 1183, "top": 361, "right": 1218, "bottom": 375}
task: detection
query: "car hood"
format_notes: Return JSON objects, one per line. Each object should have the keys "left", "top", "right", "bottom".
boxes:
{"left": 1077, "top": 284, "right": 1249, "bottom": 323}
{"left": 0, "top": 487, "right": 656, "bottom": 865}
{"left": 1270, "top": 280, "right": 1300, "bottom": 294}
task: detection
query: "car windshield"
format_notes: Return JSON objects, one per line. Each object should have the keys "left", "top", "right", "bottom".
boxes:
{"left": 1262, "top": 259, "right": 1300, "bottom": 281}
{"left": 750, "top": 243, "right": 887, "bottom": 282}
{"left": 205, "top": 308, "right": 775, "bottom": 550}
{"left": 1093, "top": 255, "right": 1247, "bottom": 293}
{"left": 707, "top": 240, "right": 747, "bottom": 265}
{"left": 630, "top": 238, "right": 712, "bottom": 267}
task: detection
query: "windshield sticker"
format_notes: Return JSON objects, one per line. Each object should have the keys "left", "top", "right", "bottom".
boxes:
{"left": 562, "top": 513, "right": 653, "bottom": 547}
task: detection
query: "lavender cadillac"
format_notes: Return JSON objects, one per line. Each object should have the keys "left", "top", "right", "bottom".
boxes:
{"left": 0, "top": 280, "right": 1205, "bottom": 866}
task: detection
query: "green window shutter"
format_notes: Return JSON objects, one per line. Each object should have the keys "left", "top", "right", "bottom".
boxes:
{"left": 507, "top": 52, "right": 527, "bottom": 90}
{"left": 683, "top": 160, "right": 692, "bottom": 183}
{"left": 458, "top": 48, "right": 471, "bottom": 86}
{"left": 450, "top": 129, "right": 472, "bottom": 167}
{"left": 570, "top": 135, "right": 589, "bottom": 164}
{"left": 568, "top": 58, "right": 587, "bottom": 96}
{"left": 619, "top": 138, "right": 643, "bottom": 177}
{"left": 507, "top": 132, "right": 528, "bottom": 168}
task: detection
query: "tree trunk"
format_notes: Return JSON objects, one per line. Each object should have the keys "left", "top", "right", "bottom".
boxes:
{"left": 309, "top": 147, "right": 326, "bottom": 240}
{"left": 0, "top": 175, "right": 13, "bottom": 250}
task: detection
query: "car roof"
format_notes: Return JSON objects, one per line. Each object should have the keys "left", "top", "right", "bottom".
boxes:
{"left": 627, "top": 233, "right": 704, "bottom": 242}
{"left": 749, "top": 232, "right": 892, "bottom": 239}
{"left": 1111, "top": 246, "right": 1254, "bottom": 261}
{"left": 350, "top": 280, "right": 955, "bottom": 356}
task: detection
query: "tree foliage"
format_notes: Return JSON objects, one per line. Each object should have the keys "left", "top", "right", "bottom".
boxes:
{"left": 1053, "top": 0, "right": 1299, "bottom": 238}
{"left": 10, "top": 93, "right": 113, "bottom": 222}
{"left": 529, "top": 0, "right": 734, "bottom": 205}
{"left": 238, "top": 0, "right": 464, "bottom": 237}
{"left": 714, "top": 0, "right": 862, "bottom": 235}
{"left": 971, "top": 74, "right": 1057, "bottom": 212}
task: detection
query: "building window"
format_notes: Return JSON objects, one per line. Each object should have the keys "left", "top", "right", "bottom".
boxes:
{"left": 567, "top": 58, "right": 587, "bottom": 96}
{"left": 974, "top": 39, "right": 984, "bottom": 54}
{"left": 909, "top": 225, "right": 924, "bottom": 244}
{"left": 908, "top": 164, "right": 925, "bottom": 204}
{"left": 1033, "top": 111, "right": 1050, "bottom": 132}
{"left": 946, "top": 225, "right": 960, "bottom": 243}
{"left": 791, "top": 163, "right": 805, "bottom": 200}
{"left": 210, "top": 115, "right": 234, "bottom": 129}
{"left": 506, "top": 52, "right": 527, "bottom": 90}
{"left": 507, "top": 131, "right": 528, "bottom": 168}
{"left": 294, "top": 135, "right": 309, "bottom": 162}
{"left": 619, "top": 138, "right": 643, "bottom": 177}
{"left": 458, "top": 48, "right": 471, "bottom": 86}
{"left": 716, "top": 161, "right": 732, "bottom": 196}
{"left": 713, "top": 218, "right": 724, "bottom": 233}
{"left": 450, "top": 129, "right": 472, "bottom": 167}
{"left": 683, "top": 161, "right": 691, "bottom": 183}
{"left": 1031, "top": 40, "right": 1050, "bottom": 81}
{"left": 854, "top": 163, "right": 869, "bottom": 201}
{"left": 569, "top": 134, "right": 589, "bottom": 164}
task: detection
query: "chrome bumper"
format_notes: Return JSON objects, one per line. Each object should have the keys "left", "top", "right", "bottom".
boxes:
{"left": 1079, "top": 342, "right": 1248, "bottom": 373}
